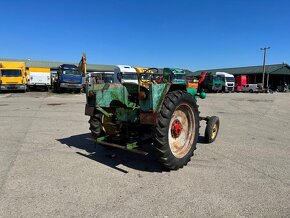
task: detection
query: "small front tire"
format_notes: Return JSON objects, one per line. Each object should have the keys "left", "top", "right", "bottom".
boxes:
{"left": 204, "top": 116, "right": 220, "bottom": 143}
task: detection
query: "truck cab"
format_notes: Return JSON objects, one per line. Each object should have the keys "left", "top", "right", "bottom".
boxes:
{"left": 53, "top": 64, "right": 83, "bottom": 92}
{"left": 203, "top": 73, "right": 223, "bottom": 92}
{"left": 215, "top": 72, "right": 235, "bottom": 92}
{"left": 114, "top": 65, "right": 138, "bottom": 84}
{"left": 0, "top": 62, "right": 27, "bottom": 92}
{"left": 235, "top": 75, "right": 247, "bottom": 92}
{"left": 163, "top": 68, "right": 187, "bottom": 85}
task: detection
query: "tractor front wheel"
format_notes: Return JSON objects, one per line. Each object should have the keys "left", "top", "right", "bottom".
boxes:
{"left": 204, "top": 116, "right": 220, "bottom": 143}
{"left": 154, "top": 90, "right": 199, "bottom": 170}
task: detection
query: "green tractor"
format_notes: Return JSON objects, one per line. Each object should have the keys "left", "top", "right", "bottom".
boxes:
{"left": 85, "top": 68, "right": 219, "bottom": 170}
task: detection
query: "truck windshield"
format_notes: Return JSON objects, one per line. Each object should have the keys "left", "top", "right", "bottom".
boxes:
{"left": 140, "top": 73, "right": 151, "bottom": 80}
{"left": 214, "top": 75, "right": 223, "bottom": 81}
{"left": 0, "top": 69, "right": 22, "bottom": 77}
{"left": 174, "top": 74, "right": 186, "bottom": 80}
{"left": 226, "top": 77, "right": 235, "bottom": 82}
{"left": 62, "top": 69, "right": 81, "bottom": 76}
{"left": 122, "top": 74, "right": 138, "bottom": 80}
{"left": 103, "top": 74, "right": 114, "bottom": 83}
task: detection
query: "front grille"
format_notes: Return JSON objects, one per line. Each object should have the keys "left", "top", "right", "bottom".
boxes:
{"left": 63, "top": 80, "right": 79, "bottom": 84}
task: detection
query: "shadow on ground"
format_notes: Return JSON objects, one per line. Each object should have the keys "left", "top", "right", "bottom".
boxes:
{"left": 57, "top": 133, "right": 166, "bottom": 173}
{"left": 58, "top": 133, "right": 208, "bottom": 173}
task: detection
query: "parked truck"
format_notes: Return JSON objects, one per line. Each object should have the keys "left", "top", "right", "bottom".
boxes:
{"left": 53, "top": 64, "right": 83, "bottom": 93}
{"left": 235, "top": 75, "right": 247, "bottom": 92}
{"left": 26, "top": 67, "right": 51, "bottom": 90}
{"left": 0, "top": 62, "right": 27, "bottom": 92}
{"left": 115, "top": 65, "right": 138, "bottom": 84}
{"left": 203, "top": 73, "right": 223, "bottom": 92}
{"left": 215, "top": 72, "right": 235, "bottom": 92}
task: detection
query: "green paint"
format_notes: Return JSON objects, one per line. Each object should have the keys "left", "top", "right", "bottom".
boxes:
{"left": 151, "top": 83, "right": 168, "bottom": 112}
{"left": 163, "top": 68, "right": 187, "bottom": 85}
{"left": 96, "top": 107, "right": 112, "bottom": 117}
{"left": 187, "top": 87, "right": 197, "bottom": 96}
{"left": 96, "top": 136, "right": 106, "bottom": 144}
{"left": 204, "top": 74, "right": 223, "bottom": 92}
{"left": 91, "top": 83, "right": 138, "bottom": 109}
{"left": 126, "top": 142, "right": 138, "bottom": 150}
{"left": 200, "top": 91, "right": 206, "bottom": 99}
{"left": 116, "top": 108, "right": 138, "bottom": 122}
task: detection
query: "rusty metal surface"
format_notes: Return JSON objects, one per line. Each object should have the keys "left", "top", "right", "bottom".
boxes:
{"left": 115, "top": 108, "right": 138, "bottom": 122}
{"left": 85, "top": 104, "right": 94, "bottom": 116}
{"left": 168, "top": 103, "right": 195, "bottom": 158}
{"left": 139, "top": 112, "right": 158, "bottom": 125}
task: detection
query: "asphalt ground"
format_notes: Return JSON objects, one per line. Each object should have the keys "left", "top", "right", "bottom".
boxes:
{"left": 0, "top": 91, "right": 289, "bottom": 217}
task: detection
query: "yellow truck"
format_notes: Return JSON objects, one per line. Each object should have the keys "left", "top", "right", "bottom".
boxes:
{"left": 0, "top": 62, "right": 27, "bottom": 92}
{"left": 26, "top": 67, "right": 51, "bottom": 90}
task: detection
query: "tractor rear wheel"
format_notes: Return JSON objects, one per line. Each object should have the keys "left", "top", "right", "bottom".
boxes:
{"left": 89, "top": 113, "right": 104, "bottom": 138}
{"left": 154, "top": 90, "right": 199, "bottom": 170}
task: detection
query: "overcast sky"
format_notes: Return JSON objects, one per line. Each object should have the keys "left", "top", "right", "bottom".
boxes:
{"left": 1, "top": 0, "right": 289, "bottom": 70}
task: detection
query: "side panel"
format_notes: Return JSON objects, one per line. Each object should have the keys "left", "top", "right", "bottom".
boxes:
{"left": 151, "top": 83, "right": 168, "bottom": 112}
{"left": 28, "top": 72, "right": 51, "bottom": 86}
{"left": 93, "top": 83, "right": 132, "bottom": 108}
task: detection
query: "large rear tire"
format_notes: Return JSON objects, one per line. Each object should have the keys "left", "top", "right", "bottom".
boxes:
{"left": 154, "top": 90, "right": 199, "bottom": 170}
{"left": 89, "top": 113, "right": 104, "bottom": 138}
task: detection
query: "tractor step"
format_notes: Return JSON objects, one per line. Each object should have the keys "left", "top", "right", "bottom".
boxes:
{"left": 96, "top": 137, "right": 148, "bottom": 155}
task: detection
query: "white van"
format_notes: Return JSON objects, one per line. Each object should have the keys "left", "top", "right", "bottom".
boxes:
{"left": 114, "top": 65, "right": 138, "bottom": 84}
{"left": 243, "top": 84, "right": 258, "bottom": 93}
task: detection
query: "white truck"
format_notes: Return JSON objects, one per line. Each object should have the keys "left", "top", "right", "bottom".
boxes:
{"left": 215, "top": 72, "right": 235, "bottom": 92}
{"left": 114, "top": 65, "right": 138, "bottom": 84}
{"left": 27, "top": 67, "right": 51, "bottom": 90}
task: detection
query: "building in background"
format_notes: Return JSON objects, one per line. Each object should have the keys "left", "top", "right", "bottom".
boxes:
{"left": 195, "top": 64, "right": 290, "bottom": 91}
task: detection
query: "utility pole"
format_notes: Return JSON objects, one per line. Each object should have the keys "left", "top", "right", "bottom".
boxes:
{"left": 260, "top": 47, "right": 270, "bottom": 89}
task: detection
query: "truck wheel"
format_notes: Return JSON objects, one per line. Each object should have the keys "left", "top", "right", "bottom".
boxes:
{"left": 249, "top": 89, "right": 253, "bottom": 93}
{"left": 204, "top": 116, "right": 220, "bottom": 143}
{"left": 154, "top": 90, "right": 199, "bottom": 170}
{"left": 89, "top": 114, "right": 104, "bottom": 138}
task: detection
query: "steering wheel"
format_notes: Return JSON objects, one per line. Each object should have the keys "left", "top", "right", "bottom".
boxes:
{"left": 141, "top": 68, "right": 161, "bottom": 83}
{"left": 143, "top": 68, "right": 159, "bottom": 74}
